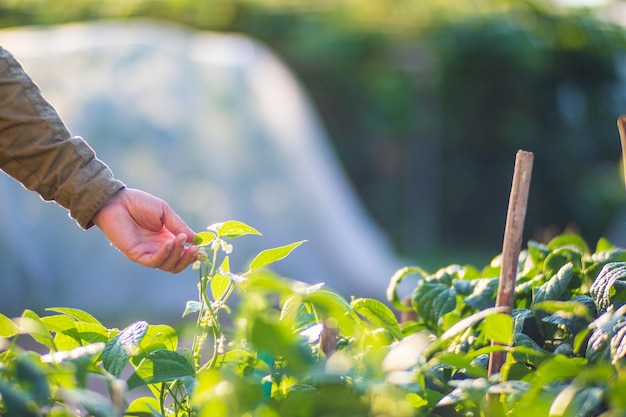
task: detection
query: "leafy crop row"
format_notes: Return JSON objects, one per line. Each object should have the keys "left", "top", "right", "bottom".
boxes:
{"left": 2, "top": 222, "right": 626, "bottom": 416}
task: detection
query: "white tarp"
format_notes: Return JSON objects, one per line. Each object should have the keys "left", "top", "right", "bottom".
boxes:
{"left": 0, "top": 21, "right": 403, "bottom": 324}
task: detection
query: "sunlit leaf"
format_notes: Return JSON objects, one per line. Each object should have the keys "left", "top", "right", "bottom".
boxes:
{"left": 534, "top": 354, "right": 587, "bottom": 384}
{"left": 241, "top": 269, "right": 294, "bottom": 297}
{"left": 386, "top": 266, "right": 428, "bottom": 312}
{"left": 351, "top": 298, "right": 402, "bottom": 340}
{"left": 533, "top": 262, "right": 574, "bottom": 303}
{"left": 547, "top": 234, "right": 590, "bottom": 253}
{"left": 549, "top": 385, "right": 604, "bottom": 417}
{"left": 543, "top": 248, "right": 582, "bottom": 281}
{"left": 183, "top": 301, "right": 202, "bottom": 318}
{"left": 0, "top": 312, "right": 18, "bottom": 338}
{"left": 590, "top": 248, "right": 626, "bottom": 264}
{"left": 249, "top": 315, "right": 315, "bottom": 374}
{"left": 127, "top": 349, "right": 196, "bottom": 393}
{"left": 192, "top": 231, "right": 215, "bottom": 247}
{"left": 249, "top": 240, "right": 306, "bottom": 271}
{"left": 595, "top": 237, "right": 615, "bottom": 253}
{"left": 216, "top": 220, "right": 261, "bottom": 238}
{"left": 102, "top": 321, "right": 148, "bottom": 378}
{"left": 534, "top": 296, "right": 595, "bottom": 335}
{"left": 590, "top": 262, "right": 626, "bottom": 313}
{"left": 211, "top": 273, "right": 231, "bottom": 301}
{"left": 133, "top": 324, "right": 179, "bottom": 366}
{"left": 126, "top": 396, "right": 163, "bottom": 417}
{"left": 45, "top": 307, "right": 102, "bottom": 326}
{"left": 41, "top": 315, "right": 77, "bottom": 334}
{"left": 484, "top": 313, "right": 513, "bottom": 345}
{"left": 302, "top": 288, "right": 359, "bottom": 334}
{"left": 527, "top": 240, "right": 550, "bottom": 265}
{"left": 17, "top": 310, "right": 55, "bottom": 350}
{"left": 75, "top": 322, "right": 111, "bottom": 345}
{"left": 437, "top": 307, "right": 511, "bottom": 344}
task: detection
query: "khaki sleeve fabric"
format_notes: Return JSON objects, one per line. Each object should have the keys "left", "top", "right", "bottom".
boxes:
{"left": 0, "top": 46, "right": 125, "bottom": 229}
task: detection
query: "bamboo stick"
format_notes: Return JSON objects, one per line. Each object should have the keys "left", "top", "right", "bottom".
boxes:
{"left": 488, "top": 150, "right": 534, "bottom": 377}
{"left": 617, "top": 116, "right": 626, "bottom": 190}
{"left": 486, "top": 150, "right": 533, "bottom": 417}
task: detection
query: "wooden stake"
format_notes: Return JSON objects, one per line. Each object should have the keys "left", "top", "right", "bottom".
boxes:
{"left": 488, "top": 150, "right": 534, "bottom": 377}
{"left": 617, "top": 116, "right": 626, "bottom": 190}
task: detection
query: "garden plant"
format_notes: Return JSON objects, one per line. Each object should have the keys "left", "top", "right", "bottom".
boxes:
{"left": 3, "top": 217, "right": 626, "bottom": 416}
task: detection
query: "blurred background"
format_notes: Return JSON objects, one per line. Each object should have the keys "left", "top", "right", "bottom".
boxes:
{"left": 2, "top": 0, "right": 626, "bottom": 323}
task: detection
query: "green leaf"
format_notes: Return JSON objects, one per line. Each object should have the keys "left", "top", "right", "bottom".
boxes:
{"left": 534, "top": 354, "right": 587, "bottom": 383}
{"left": 0, "top": 312, "right": 18, "bottom": 338}
{"left": 18, "top": 310, "right": 55, "bottom": 350}
{"left": 41, "top": 315, "right": 77, "bottom": 334}
{"left": 544, "top": 248, "right": 582, "bottom": 280}
{"left": 436, "top": 352, "right": 488, "bottom": 378}
{"left": 412, "top": 283, "right": 456, "bottom": 328}
{"left": 52, "top": 332, "right": 82, "bottom": 351}
{"left": 211, "top": 273, "right": 231, "bottom": 301}
{"left": 75, "top": 322, "right": 111, "bottom": 345}
{"left": 45, "top": 307, "right": 102, "bottom": 326}
{"left": 302, "top": 288, "right": 359, "bottom": 334}
{"left": 526, "top": 240, "right": 550, "bottom": 265}
{"left": 192, "top": 231, "right": 215, "bottom": 247}
{"left": 550, "top": 386, "right": 604, "bottom": 417}
{"left": 351, "top": 298, "right": 403, "bottom": 340}
{"left": 249, "top": 315, "right": 315, "bottom": 374}
{"left": 438, "top": 307, "right": 510, "bottom": 343}
{"left": 138, "top": 324, "right": 178, "bottom": 354}
{"left": 595, "top": 237, "right": 614, "bottom": 253}
{"left": 0, "top": 379, "right": 38, "bottom": 417}
{"left": 240, "top": 269, "right": 295, "bottom": 298}
{"left": 58, "top": 387, "right": 118, "bottom": 417}
{"left": 532, "top": 262, "right": 574, "bottom": 304}
{"left": 547, "top": 234, "right": 590, "bottom": 253}
{"left": 532, "top": 296, "right": 596, "bottom": 320}
{"left": 533, "top": 296, "right": 596, "bottom": 337}
{"left": 386, "top": 266, "right": 428, "bottom": 312}
{"left": 210, "top": 256, "right": 233, "bottom": 301}
{"left": 182, "top": 301, "right": 202, "bottom": 318}
{"left": 126, "top": 397, "right": 163, "bottom": 417}
{"left": 431, "top": 264, "right": 464, "bottom": 286}
{"left": 279, "top": 294, "right": 304, "bottom": 328}
{"left": 590, "top": 248, "right": 626, "bottom": 264}
{"left": 15, "top": 356, "right": 50, "bottom": 404}
{"left": 586, "top": 306, "right": 626, "bottom": 364}
{"left": 484, "top": 313, "right": 513, "bottom": 345}
{"left": 127, "top": 349, "right": 196, "bottom": 392}
{"left": 249, "top": 240, "right": 307, "bottom": 271}
{"left": 102, "top": 321, "right": 148, "bottom": 378}
{"left": 590, "top": 262, "right": 626, "bottom": 313}
{"left": 463, "top": 278, "right": 499, "bottom": 311}
{"left": 215, "top": 220, "right": 261, "bottom": 238}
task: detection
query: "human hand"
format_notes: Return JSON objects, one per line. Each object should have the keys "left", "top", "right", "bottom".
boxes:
{"left": 92, "top": 188, "right": 199, "bottom": 273}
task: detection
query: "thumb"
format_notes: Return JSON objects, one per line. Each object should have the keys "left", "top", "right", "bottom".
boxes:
{"left": 162, "top": 204, "right": 196, "bottom": 243}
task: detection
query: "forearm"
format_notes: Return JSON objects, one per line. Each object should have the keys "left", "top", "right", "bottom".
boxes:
{"left": 0, "top": 46, "right": 124, "bottom": 228}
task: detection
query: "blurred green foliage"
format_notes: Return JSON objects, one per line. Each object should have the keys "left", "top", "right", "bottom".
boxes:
{"left": 2, "top": 0, "right": 626, "bottom": 258}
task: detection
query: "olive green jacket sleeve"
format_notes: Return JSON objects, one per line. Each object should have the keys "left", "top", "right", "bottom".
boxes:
{"left": 0, "top": 46, "right": 125, "bottom": 229}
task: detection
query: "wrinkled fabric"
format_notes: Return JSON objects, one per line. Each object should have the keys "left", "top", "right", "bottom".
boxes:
{"left": 0, "top": 46, "right": 124, "bottom": 229}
